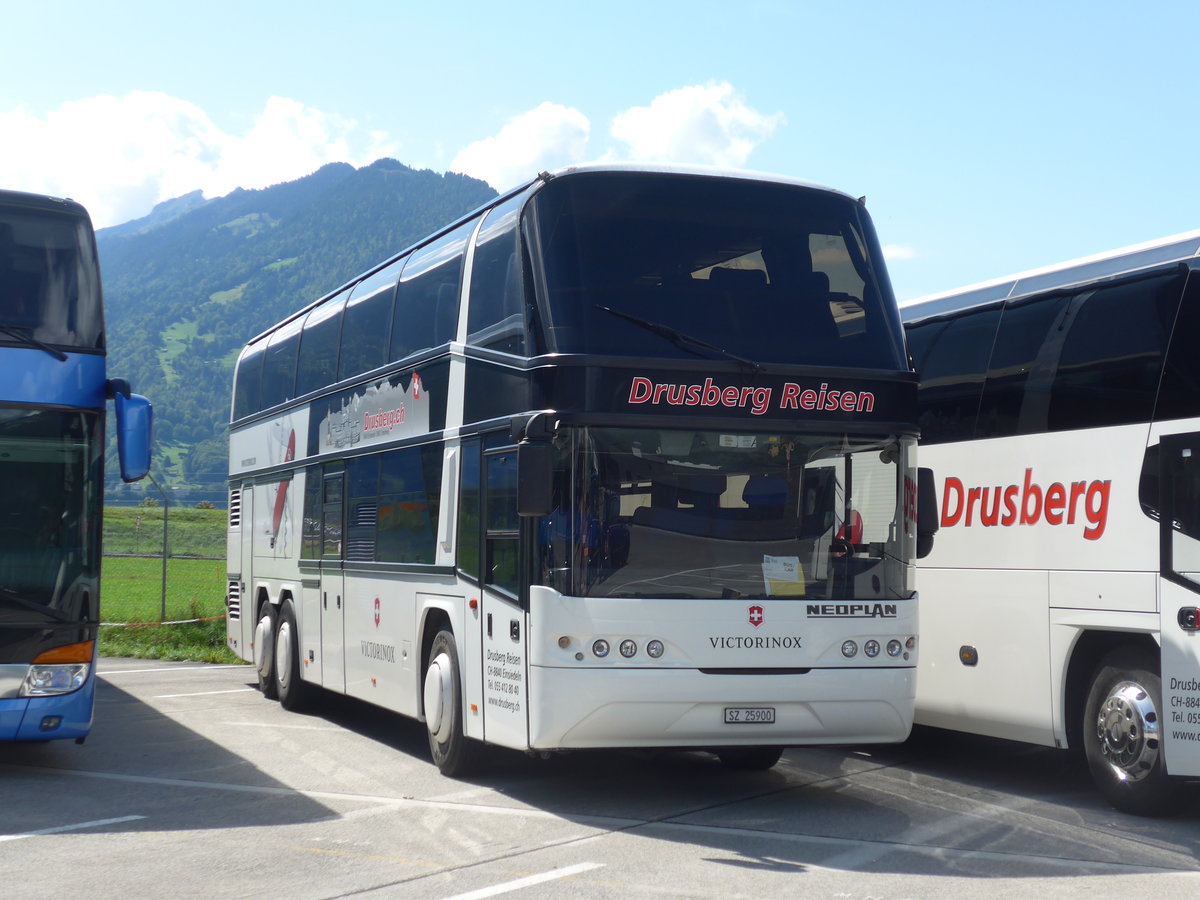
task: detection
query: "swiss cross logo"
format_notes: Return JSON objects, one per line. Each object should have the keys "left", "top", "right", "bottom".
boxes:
{"left": 748, "top": 605, "right": 764, "bottom": 628}
{"left": 374, "top": 597, "right": 381, "bottom": 628}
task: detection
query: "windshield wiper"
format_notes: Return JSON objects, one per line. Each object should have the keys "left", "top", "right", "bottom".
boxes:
{"left": 596, "top": 306, "right": 763, "bottom": 372}
{"left": 0, "top": 325, "right": 67, "bottom": 361}
{"left": 0, "top": 587, "right": 77, "bottom": 624}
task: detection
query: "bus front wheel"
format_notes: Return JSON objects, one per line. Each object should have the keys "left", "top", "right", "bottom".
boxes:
{"left": 253, "top": 601, "right": 278, "bottom": 700}
{"left": 1082, "top": 648, "right": 1182, "bottom": 817}
{"left": 423, "top": 630, "right": 480, "bottom": 777}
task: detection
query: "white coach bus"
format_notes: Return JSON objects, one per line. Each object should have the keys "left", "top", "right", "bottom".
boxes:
{"left": 227, "top": 165, "right": 936, "bottom": 776}
{"left": 903, "top": 230, "right": 1200, "bottom": 815}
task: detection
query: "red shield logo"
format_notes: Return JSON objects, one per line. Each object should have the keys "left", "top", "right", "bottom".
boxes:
{"left": 748, "top": 605, "right": 764, "bottom": 628}
{"left": 373, "top": 597, "right": 381, "bottom": 628}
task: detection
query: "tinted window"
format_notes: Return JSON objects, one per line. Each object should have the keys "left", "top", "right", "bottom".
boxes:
{"left": 0, "top": 204, "right": 103, "bottom": 350}
{"left": 377, "top": 443, "right": 443, "bottom": 564}
{"left": 340, "top": 259, "right": 401, "bottom": 380}
{"left": 1156, "top": 270, "right": 1200, "bottom": 422}
{"left": 907, "top": 305, "right": 1000, "bottom": 444}
{"left": 301, "top": 465, "right": 322, "bottom": 559}
{"left": 296, "top": 289, "right": 348, "bottom": 396}
{"left": 485, "top": 449, "right": 519, "bottom": 595}
{"left": 530, "top": 172, "right": 906, "bottom": 368}
{"left": 457, "top": 441, "right": 481, "bottom": 581}
{"left": 391, "top": 220, "right": 475, "bottom": 361}
{"left": 259, "top": 316, "right": 303, "bottom": 409}
{"left": 346, "top": 455, "right": 380, "bottom": 561}
{"left": 467, "top": 197, "right": 526, "bottom": 354}
{"left": 232, "top": 343, "right": 266, "bottom": 421}
{"left": 976, "top": 292, "right": 1069, "bottom": 438}
{"left": 1046, "top": 270, "right": 1181, "bottom": 431}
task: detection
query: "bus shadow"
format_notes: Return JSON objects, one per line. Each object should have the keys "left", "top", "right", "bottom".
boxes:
{"left": 0, "top": 676, "right": 338, "bottom": 837}
{"left": 314, "top": 693, "right": 1200, "bottom": 880}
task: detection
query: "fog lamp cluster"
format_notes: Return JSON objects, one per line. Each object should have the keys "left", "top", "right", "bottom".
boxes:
{"left": 559, "top": 636, "right": 665, "bottom": 661}
{"left": 840, "top": 636, "right": 916, "bottom": 661}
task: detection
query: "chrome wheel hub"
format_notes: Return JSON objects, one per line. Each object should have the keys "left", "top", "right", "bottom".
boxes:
{"left": 1095, "top": 680, "right": 1160, "bottom": 783}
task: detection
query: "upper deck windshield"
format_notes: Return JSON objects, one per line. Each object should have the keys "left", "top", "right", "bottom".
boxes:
{"left": 528, "top": 172, "right": 906, "bottom": 369}
{"left": 0, "top": 202, "right": 103, "bottom": 352}
{"left": 536, "top": 426, "right": 916, "bottom": 601}
{"left": 0, "top": 408, "right": 102, "bottom": 626}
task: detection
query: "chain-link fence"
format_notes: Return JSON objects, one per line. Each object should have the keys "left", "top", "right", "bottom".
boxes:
{"left": 102, "top": 506, "right": 226, "bottom": 624}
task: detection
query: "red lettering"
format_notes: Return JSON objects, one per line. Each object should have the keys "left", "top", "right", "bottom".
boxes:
{"left": 800, "top": 389, "right": 817, "bottom": 409}
{"left": 966, "top": 486, "right": 982, "bottom": 526}
{"left": 1001, "top": 485, "right": 1019, "bottom": 525}
{"left": 780, "top": 383, "right": 800, "bottom": 409}
{"left": 941, "top": 477, "right": 965, "bottom": 527}
{"left": 1020, "top": 468, "right": 1042, "bottom": 525}
{"left": 722, "top": 386, "right": 740, "bottom": 406}
{"left": 979, "top": 486, "right": 1001, "bottom": 526}
{"left": 1084, "top": 481, "right": 1111, "bottom": 540}
{"left": 629, "top": 377, "right": 652, "bottom": 403}
{"left": 938, "top": 470, "right": 1112, "bottom": 541}
{"left": 1044, "top": 482, "right": 1066, "bottom": 525}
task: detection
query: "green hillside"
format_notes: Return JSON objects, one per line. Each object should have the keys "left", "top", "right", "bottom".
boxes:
{"left": 97, "top": 159, "right": 497, "bottom": 506}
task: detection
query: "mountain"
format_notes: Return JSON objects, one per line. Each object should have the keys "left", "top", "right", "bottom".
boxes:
{"left": 97, "top": 159, "right": 498, "bottom": 506}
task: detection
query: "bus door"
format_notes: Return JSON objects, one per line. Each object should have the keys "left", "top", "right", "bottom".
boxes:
{"left": 477, "top": 443, "right": 529, "bottom": 749}
{"left": 320, "top": 470, "right": 346, "bottom": 693}
{"left": 1157, "top": 431, "right": 1200, "bottom": 776}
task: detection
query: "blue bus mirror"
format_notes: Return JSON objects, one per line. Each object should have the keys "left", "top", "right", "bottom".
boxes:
{"left": 114, "top": 391, "right": 153, "bottom": 482}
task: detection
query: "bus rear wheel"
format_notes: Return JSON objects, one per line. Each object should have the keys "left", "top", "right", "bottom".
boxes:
{"left": 423, "top": 630, "right": 480, "bottom": 777}
{"left": 253, "top": 601, "right": 278, "bottom": 700}
{"left": 716, "top": 747, "right": 784, "bottom": 770}
{"left": 274, "top": 599, "right": 315, "bottom": 711}
{"left": 1082, "top": 648, "right": 1182, "bottom": 817}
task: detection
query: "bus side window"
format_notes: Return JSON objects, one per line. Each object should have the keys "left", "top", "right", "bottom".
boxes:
{"left": 976, "top": 292, "right": 1069, "bottom": 439}
{"left": 232, "top": 342, "right": 266, "bottom": 421}
{"left": 297, "top": 289, "right": 348, "bottom": 397}
{"left": 484, "top": 449, "right": 519, "bottom": 596}
{"left": 457, "top": 440, "right": 481, "bottom": 581}
{"left": 391, "top": 219, "right": 475, "bottom": 361}
{"left": 1046, "top": 270, "right": 1180, "bottom": 432}
{"left": 908, "top": 305, "right": 1001, "bottom": 444}
{"left": 301, "top": 464, "right": 323, "bottom": 559}
{"left": 1156, "top": 270, "right": 1200, "bottom": 422}
{"left": 339, "top": 259, "right": 402, "bottom": 380}
{"left": 260, "top": 316, "right": 303, "bottom": 410}
{"left": 467, "top": 196, "right": 525, "bottom": 355}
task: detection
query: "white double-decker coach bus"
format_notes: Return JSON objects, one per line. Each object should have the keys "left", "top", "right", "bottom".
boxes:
{"left": 227, "top": 165, "right": 936, "bottom": 775}
{"left": 903, "top": 231, "right": 1200, "bottom": 815}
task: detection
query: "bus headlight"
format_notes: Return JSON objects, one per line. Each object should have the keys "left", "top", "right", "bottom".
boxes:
{"left": 619, "top": 639, "right": 637, "bottom": 658}
{"left": 646, "top": 640, "right": 664, "bottom": 659}
{"left": 22, "top": 663, "right": 89, "bottom": 696}
{"left": 841, "top": 641, "right": 858, "bottom": 658}
{"left": 864, "top": 640, "right": 880, "bottom": 658}
{"left": 592, "top": 639, "right": 610, "bottom": 658}
{"left": 887, "top": 640, "right": 903, "bottom": 658}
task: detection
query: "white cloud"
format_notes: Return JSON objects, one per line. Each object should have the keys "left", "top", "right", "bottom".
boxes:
{"left": 0, "top": 92, "right": 396, "bottom": 227}
{"left": 883, "top": 244, "right": 918, "bottom": 260}
{"left": 608, "top": 82, "right": 784, "bottom": 168}
{"left": 449, "top": 102, "right": 590, "bottom": 193}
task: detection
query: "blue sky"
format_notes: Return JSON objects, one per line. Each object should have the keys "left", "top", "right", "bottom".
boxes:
{"left": 3, "top": 0, "right": 1197, "bottom": 302}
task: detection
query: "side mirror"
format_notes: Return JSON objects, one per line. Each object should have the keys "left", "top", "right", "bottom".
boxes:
{"left": 517, "top": 440, "right": 553, "bottom": 517}
{"left": 113, "top": 387, "right": 153, "bottom": 483}
{"left": 916, "top": 466, "right": 939, "bottom": 559}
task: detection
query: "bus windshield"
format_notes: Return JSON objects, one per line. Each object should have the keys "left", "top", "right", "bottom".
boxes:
{"left": 536, "top": 426, "right": 915, "bottom": 601}
{"left": 529, "top": 171, "right": 905, "bottom": 368}
{"left": 0, "top": 408, "right": 102, "bottom": 625}
{"left": 0, "top": 206, "right": 103, "bottom": 351}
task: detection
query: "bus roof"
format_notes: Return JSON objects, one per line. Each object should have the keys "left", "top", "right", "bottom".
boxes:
{"left": 0, "top": 188, "right": 90, "bottom": 219}
{"left": 901, "top": 229, "right": 1200, "bottom": 323}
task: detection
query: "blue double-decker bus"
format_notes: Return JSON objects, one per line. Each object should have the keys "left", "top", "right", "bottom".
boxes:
{"left": 0, "top": 188, "right": 151, "bottom": 743}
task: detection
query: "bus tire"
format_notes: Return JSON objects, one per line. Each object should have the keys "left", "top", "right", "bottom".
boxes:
{"left": 1082, "top": 648, "right": 1183, "bottom": 817}
{"left": 275, "top": 599, "right": 315, "bottom": 712}
{"left": 253, "top": 601, "right": 278, "bottom": 700}
{"left": 423, "top": 629, "right": 480, "bottom": 777}
{"left": 716, "top": 747, "right": 784, "bottom": 771}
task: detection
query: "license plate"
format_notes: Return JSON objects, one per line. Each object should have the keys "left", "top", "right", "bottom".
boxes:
{"left": 724, "top": 707, "right": 776, "bottom": 724}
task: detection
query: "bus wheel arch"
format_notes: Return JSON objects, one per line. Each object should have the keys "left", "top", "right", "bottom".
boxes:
{"left": 253, "top": 590, "right": 279, "bottom": 700}
{"left": 1063, "top": 630, "right": 1157, "bottom": 753}
{"left": 421, "top": 623, "right": 480, "bottom": 777}
{"left": 1082, "top": 645, "right": 1184, "bottom": 816}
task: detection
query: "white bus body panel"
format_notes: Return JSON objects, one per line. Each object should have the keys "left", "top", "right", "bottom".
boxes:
{"left": 525, "top": 586, "right": 916, "bottom": 749}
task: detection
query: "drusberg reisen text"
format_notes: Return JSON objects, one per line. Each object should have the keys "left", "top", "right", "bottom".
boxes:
{"left": 628, "top": 377, "right": 875, "bottom": 416}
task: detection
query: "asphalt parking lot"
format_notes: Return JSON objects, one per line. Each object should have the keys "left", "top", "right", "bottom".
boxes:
{"left": 2, "top": 658, "right": 1200, "bottom": 899}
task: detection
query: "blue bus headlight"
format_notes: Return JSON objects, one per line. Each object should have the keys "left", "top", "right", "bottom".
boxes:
{"left": 22, "top": 663, "right": 90, "bottom": 696}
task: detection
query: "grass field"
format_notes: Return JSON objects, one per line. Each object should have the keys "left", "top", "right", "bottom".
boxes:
{"left": 98, "top": 518, "right": 241, "bottom": 663}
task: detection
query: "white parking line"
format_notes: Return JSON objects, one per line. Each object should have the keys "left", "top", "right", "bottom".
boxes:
{"left": 439, "top": 862, "right": 604, "bottom": 900}
{"left": 153, "top": 688, "right": 258, "bottom": 699}
{"left": 100, "top": 665, "right": 251, "bottom": 676}
{"left": 0, "top": 815, "right": 146, "bottom": 842}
